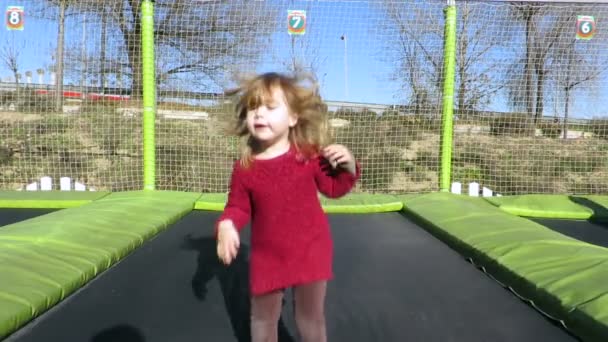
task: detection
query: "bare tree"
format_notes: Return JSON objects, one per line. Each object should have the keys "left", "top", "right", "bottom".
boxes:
{"left": 509, "top": 3, "right": 542, "bottom": 116}
{"left": 100, "top": 6, "right": 109, "bottom": 90}
{"left": 508, "top": 4, "right": 572, "bottom": 123}
{"left": 378, "top": 2, "right": 443, "bottom": 112}
{"left": 31, "top": 0, "right": 81, "bottom": 110}
{"left": 401, "top": 42, "right": 435, "bottom": 114}
{"left": 33, "top": 0, "right": 118, "bottom": 95}
{"left": 550, "top": 10, "right": 608, "bottom": 138}
{"left": 456, "top": 2, "right": 510, "bottom": 116}
{"left": 155, "top": 1, "right": 277, "bottom": 93}
{"left": 87, "top": 0, "right": 277, "bottom": 97}
{"left": 531, "top": 10, "right": 574, "bottom": 123}
{"left": 378, "top": 1, "right": 508, "bottom": 115}
{"left": 32, "top": 0, "right": 276, "bottom": 98}
{"left": 61, "top": 12, "right": 94, "bottom": 91}
{"left": 281, "top": 35, "right": 327, "bottom": 79}
{"left": 508, "top": 3, "right": 605, "bottom": 128}
{"left": 0, "top": 37, "right": 25, "bottom": 89}
{"left": 61, "top": 1, "right": 110, "bottom": 90}
{"left": 55, "top": 1, "right": 67, "bottom": 109}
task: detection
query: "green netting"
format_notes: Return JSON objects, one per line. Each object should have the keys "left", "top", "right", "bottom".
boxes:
{"left": 450, "top": 2, "right": 608, "bottom": 196}
{"left": 0, "top": 191, "right": 199, "bottom": 340}
{"left": 195, "top": 193, "right": 405, "bottom": 213}
{"left": 152, "top": 0, "right": 446, "bottom": 194}
{"left": 404, "top": 192, "right": 608, "bottom": 342}
{"left": 1, "top": 0, "right": 608, "bottom": 196}
{"left": 485, "top": 194, "right": 608, "bottom": 221}
{"left": 0, "top": 191, "right": 110, "bottom": 209}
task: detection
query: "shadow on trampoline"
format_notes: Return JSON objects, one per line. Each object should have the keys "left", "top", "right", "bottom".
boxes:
{"left": 569, "top": 196, "right": 608, "bottom": 223}
{"left": 91, "top": 324, "right": 146, "bottom": 342}
{"left": 181, "top": 235, "right": 295, "bottom": 342}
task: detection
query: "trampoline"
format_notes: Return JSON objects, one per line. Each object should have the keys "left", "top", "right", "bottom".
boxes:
{"left": 0, "top": 209, "right": 55, "bottom": 228}
{"left": 532, "top": 219, "right": 608, "bottom": 249}
{"left": 1, "top": 191, "right": 607, "bottom": 341}
{"left": 5, "top": 0, "right": 608, "bottom": 340}
{"left": 3, "top": 210, "right": 577, "bottom": 341}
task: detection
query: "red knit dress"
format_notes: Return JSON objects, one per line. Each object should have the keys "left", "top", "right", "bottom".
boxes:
{"left": 216, "top": 146, "right": 361, "bottom": 296}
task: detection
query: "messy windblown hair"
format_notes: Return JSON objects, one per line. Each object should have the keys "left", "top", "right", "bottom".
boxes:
{"left": 224, "top": 72, "right": 331, "bottom": 167}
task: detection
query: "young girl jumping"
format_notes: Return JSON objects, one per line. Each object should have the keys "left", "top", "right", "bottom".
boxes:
{"left": 215, "top": 72, "right": 361, "bottom": 342}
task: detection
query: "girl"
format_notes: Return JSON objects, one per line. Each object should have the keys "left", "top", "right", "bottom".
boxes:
{"left": 215, "top": 72, "right": 361, "bottom": 342}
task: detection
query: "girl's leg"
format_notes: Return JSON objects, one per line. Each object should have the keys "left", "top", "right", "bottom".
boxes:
{"left": 293, "top": 280, "right": 328, "bottom": 342}
{"left": 251, "top": 289, "right": 284, "bottom": 342}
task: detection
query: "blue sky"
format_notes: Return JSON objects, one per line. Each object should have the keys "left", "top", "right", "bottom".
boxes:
{"left": 255, "top": 1, "right": 403, "bottom": 104}
{"left": 1, "top": 0, "right": 607, "bottom": 119}
{"left": 1, "top": 0, "right": 397, "bottom": 102}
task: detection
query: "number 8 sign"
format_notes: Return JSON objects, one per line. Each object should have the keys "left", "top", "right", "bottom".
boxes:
{"left": 288, "top": 10, "right": 306, "bottom": 35}
{"left": 6, "top": 6, "right": 24, "bottom": 31}
{"left": 576, "top": 15, "right": 596, "bottom": 40}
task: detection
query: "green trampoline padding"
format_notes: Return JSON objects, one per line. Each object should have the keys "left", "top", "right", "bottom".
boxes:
{"left": 195, "top": 193, "right": 230, "bottom": 211}
{"left": 320, "top": 193, "right": 404, "bottom": 213}
{"left": 574, "top": 195, "right": 608, "bottom": 222}
{"left": 195, "top": 193, "right": 405, "bottom": 213}
{"left": 404, "top": 192, "right": 608, "bottom": 342}
{"left": 0, "top": 191, "right": 111, "bottom": 209}
{"left": 4, "top": 189, "right": 608, "bottom": 341}
{"left": 0, "top": 191, "right": 200, "bottom": 340}
{"left": 484, "top": 194, "right": 594, "bottom": 219}
{"left": 582, "top": 195, "right": 608, "bottom": 209}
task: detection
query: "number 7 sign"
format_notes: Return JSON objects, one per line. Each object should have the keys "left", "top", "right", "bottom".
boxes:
{"left": 6, "top": 6, "right": 24, "bottom": 31}
{"left": 288, "top": 10, "right": 306, "bottom": 35}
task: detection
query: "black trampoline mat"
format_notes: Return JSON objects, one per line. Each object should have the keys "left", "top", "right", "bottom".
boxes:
{"left": 5, "top": 211, "right": 578, "bottom": 342}
{"left": 0, "top": 209, "right": 56, "bottom": 227}
{"left": 532, "top": 218, "right": 608, "bottom": 248}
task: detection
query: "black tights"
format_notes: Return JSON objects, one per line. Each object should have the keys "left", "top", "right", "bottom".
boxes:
{"left": 250, "top": 281, "right": 327, "bottom": 342}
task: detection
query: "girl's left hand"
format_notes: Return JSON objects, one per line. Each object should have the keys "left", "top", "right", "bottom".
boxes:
{"left": 322, "top": 144, "right": 357, "bottom": 175}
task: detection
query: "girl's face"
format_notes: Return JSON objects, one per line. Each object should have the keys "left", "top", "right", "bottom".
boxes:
{"left": 246, "top": 86, "right": 298, "bottom": 148}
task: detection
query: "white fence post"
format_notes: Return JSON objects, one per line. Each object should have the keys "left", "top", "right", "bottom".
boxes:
{"left": 21, "top": 176, "right": 91, "bottom": 192}
{"left": 468, "top": 182, "right": 479, "bottom": 197}
{"left": 60, "top": 177, "right": 72, "bottom": 191}
{"left": 40, "top": 176, "right": 52, "bottom": 191}
{"left": 25, "top": 182, "right": 38, "bottom": 191}
{"left": 451, "top": 182, "right": 462, "bottom": 194}
{"left": 74, "top": 181, "right": 86, "bottom": 191}
{"left": 482, "top": 187, "right": 493, "bottom": 197}
{"left": 452, "top": 180, "right": 501, "bottom": 197}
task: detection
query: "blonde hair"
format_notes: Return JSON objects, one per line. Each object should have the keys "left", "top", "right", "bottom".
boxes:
{"left": 225, "top": 72, "right": 331, "bottom": 167}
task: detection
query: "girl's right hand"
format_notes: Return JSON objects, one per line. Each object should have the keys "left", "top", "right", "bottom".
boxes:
{"left": 217, "top": 220, "right": 240, "bottom": 265}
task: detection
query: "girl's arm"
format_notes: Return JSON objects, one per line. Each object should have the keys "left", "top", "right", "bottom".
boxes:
{"left": 215, "top": 161, "right": 251, "bottom": 237}
{"left": 313, "top": 156, "right": 361, "bottom": 198}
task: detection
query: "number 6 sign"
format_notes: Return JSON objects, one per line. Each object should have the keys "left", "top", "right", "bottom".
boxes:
{"left": 6, "top": 6, "right": 24, "bottom": 31}
{"left": 576, "top": 15, "right": 596, "bottom": 40}
{"left": 288, "top": 10, "right": 306, "bottom": 35}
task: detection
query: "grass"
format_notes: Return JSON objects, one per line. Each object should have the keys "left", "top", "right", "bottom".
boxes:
{"left": 452, "top": 135, "right": 608, "bottom": 195}
{"left": 0, "top": 98, "right": 607, "bottom": 194}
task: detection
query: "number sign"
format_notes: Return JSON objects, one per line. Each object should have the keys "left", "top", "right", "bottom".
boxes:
{"left": 288, "top": 10, "right": 306, "bottom": 35}
{"left": 576, "top": 15, "right": 596, "bottom": 40}
{"left": 6, "top": 6, "right": 24, "bottom": 31}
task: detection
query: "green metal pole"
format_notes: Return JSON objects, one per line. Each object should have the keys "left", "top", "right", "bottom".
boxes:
{"left": 440, "top": 0, "right": 457, "bottom": 192}
{"left": 141, "top": 0, "right": 156, "bottom": 190}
